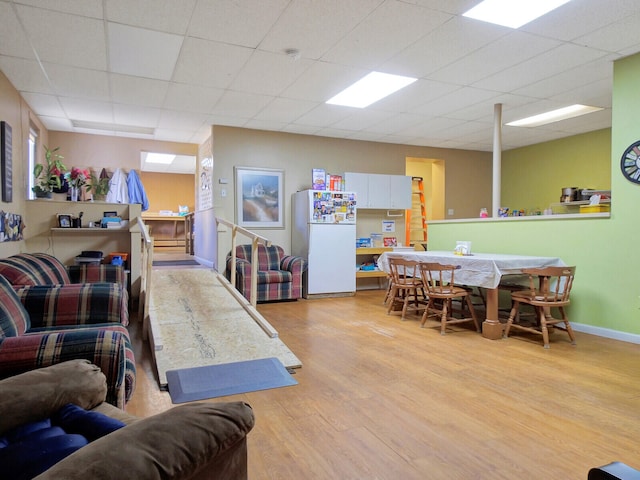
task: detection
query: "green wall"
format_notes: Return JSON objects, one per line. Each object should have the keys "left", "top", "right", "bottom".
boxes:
{"left": 428, "top": 52, "right": 640, "bottom": 340}
{"left": 502, "top": 128, "right": 611, "bottom": 212}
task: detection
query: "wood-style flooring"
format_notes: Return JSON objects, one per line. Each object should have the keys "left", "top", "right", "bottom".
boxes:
{"left": 127, "top": 277, "right": 640, "bottom": 479}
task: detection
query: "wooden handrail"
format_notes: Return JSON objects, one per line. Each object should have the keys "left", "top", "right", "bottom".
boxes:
{"left": 216, "top": 217, "right": 271, "bottom": 308}
{"left": 136, "top": 216, "right": 154, "bottom": 341}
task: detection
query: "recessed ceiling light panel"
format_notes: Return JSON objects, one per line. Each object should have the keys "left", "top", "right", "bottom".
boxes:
{"left": 463, "top": 0, "right": 571, "bottom": 29}
{"left": 326, "top": 72, "right": 417, "bottom": 108}
{"left": 143, "top": 152, "right": 176, "bottom": 164}
{"left": 506, "top": 104, "right": 603, "bottom": 127}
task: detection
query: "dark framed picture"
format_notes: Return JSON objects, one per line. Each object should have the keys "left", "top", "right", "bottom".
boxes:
{"left": 1, "top": 121, "right": 12, "bottom": 203}
{"left": 234, "top": 166, "right": 284, "bottom": 229}
{"left": 57, "top": 214, "right": 72, "bottom": 228}
{"left": 103, "top": 211, "right": 118, "bottom": 217}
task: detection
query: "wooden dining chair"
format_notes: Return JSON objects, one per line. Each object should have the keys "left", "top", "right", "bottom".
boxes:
{"left": 503, "top": 266, "right": 576, "bottom": 348}
{"left": 386, "top": 257, "right": 426, "bottom": 320}
{"left": 418, "top": 262, "right": 480, "bottom": 335}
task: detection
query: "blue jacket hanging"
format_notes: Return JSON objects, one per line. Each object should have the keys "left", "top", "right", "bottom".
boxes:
{"left": 127, "top": 169, "right": 149, "bottom": 211}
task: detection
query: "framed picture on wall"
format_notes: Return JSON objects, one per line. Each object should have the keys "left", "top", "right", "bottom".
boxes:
{"left": 234, "top": 166, "right": 284, "bottom": 229}
{"left": 1, "top": 121, "right": 12, "bottom": 203}
{"left": 57, "top": 214, "right": 72, "bottom": 228}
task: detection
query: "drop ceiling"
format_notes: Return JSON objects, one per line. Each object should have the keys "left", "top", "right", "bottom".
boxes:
{"left": 1, "top": 0, "right": 640, "bottom": 154}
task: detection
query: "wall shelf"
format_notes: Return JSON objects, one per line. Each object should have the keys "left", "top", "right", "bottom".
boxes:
{"left": 356, "top": 247, "right": 392, "bottom": 280}
{"left": 51, "top": 227, "right": 129, "bottom": 233}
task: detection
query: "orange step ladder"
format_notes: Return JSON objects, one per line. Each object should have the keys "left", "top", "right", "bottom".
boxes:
{"left": 405, "top": 177, "right": 427, "bottom": 249}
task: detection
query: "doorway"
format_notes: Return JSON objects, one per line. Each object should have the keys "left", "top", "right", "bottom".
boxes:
{"left": 405, "top": 157, "right": 445, "bottom": 246}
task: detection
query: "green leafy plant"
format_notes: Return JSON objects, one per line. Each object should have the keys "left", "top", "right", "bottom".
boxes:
{"left": 87, "top": 170, "right": 111, "bottom": 197}
{"left": 32, "top": 146, "right": 66, "bottom": 195}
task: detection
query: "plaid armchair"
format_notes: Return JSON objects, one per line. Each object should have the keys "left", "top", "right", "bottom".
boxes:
{"left": 226, "top": 244, "right": 306, "bottom": 303}
{"left": 0, "top": 276, "right": 135, "bottom": 408}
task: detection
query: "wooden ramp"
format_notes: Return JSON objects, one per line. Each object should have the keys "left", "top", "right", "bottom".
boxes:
{"left": 148, "top": 268, "right": 301, "bottom": 388}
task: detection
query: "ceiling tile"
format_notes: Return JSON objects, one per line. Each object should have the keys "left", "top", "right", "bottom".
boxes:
{"left": 157, "top": 109, "right": 209, "bottom": 130}
{"left": 110, "top": 74, "right": 170, "bottom": 107}
{"left": 15, "top": 0, "right": 103, "bottom": 18}
{"left": 20, "top": 92, "right": 65, "bottom": 117}
{"left": 429, "top": 31, "right": 561, "bottom": 86}
{"left": 15, "top": 4, "right": 106, "bottom": 69}
{"left": 45, "top": 63, "right": 110, "bottom": 100}
{"left": 108, "top": 23, "right": 183, "bottom": 80}
{"left": 574, "top": 11, "right": 640, "bottom": 54}
{"left": 188, "top": 0, "right": 289, "bottom": 48}
{"left": 209, "top": 90, "right": 273, "bottom": 118}
{"left": 37, "top": 115, "right": 74, "bottom": 132}
{"left": 295, "top": 103, "right": 357, "bottom": 128}
{"left": 230, "top": 50, "right": 312, "bottom": 97}
{"left": 59, "top": 97, "right": 113, "bottom": 123}
{"left": 113, "top": 104, "right": 161, "bottom": 127}
{"left": 172, "top": 37, "right": 253, "bottom": 89}
{"left": 0, "top": 56, "right": 52, "bottom": 93}
{"left": 163, "top": 83, "right": 224, "bottom": 113}
{"left": 280, "top": 61, "right": 366, "bottom": 103}
{"left": 473, "top": 43, "right": 610, "bottom": 93}
{"left": 381, "top": 16, "right": 507, "bottom": 78}
{"left": 0, "top": 1, "right": 35, "bottom": 58}
{"left": 253, "top": 97, "right": 319, "bottom": 123}
{"left": 321, "top": 1, "right": 452, "bottom": 70}
{"left": 106, "top": 0, "right": 196, "bottom": 34}
{"left": 259, "top": 0, "right": 382, "bottom": 60}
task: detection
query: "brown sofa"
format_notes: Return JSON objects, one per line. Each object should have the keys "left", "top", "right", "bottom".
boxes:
{"left": 0, "top": 360, "right": 255, "bottom": 480}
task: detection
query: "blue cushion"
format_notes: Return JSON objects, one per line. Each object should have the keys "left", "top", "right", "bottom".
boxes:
{"left": 0, "top": 425, "right": 88, "bottom": 480}
{"left": 52, "top": 403, "right": 125, "bottom": 441}
{"left": 0, "top": 403, "right": 125, "bottom": 478}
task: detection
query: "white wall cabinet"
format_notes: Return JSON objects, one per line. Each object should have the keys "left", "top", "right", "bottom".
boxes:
{"left": 345, "top": 172, "right": 411, "bottom": 209}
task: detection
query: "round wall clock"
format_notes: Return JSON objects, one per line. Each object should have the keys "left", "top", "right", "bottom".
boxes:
{"left": 621, "top": 140, "right": 640, "bottom": 184}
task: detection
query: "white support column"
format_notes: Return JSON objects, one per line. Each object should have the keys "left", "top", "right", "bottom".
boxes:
{"left": 492, "top": 103, "right": 502, "bottom": 217}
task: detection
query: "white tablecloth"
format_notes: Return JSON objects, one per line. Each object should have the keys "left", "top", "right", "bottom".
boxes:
{"left": 376, "top": 250, "right": 566, "bottom": 289}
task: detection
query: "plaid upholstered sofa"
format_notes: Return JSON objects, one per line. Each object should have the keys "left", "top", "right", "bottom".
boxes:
{"left": 0, "top": 253, "right": 134, "bottom": 407}
{"left": 226, "top": 244, "right": 306, "bottom": 303}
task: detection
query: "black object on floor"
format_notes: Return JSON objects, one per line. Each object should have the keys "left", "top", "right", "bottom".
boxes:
{"left": 152, "top": 259, "right": 200, "bottom": 266}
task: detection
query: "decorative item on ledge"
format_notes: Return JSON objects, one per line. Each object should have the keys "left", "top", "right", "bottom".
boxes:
{"left": 32, "top": 145, "right": 66, "bottom": 199}
{"left": 64, "top": 167, "right": 89, "bottom": 202}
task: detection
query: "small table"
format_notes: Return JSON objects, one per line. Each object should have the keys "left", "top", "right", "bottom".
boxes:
{"left": 377, "top": 250, "right": 566, "bottom": 339}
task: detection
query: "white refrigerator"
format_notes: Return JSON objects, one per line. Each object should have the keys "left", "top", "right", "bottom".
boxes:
{"left": 292, "top": 190, "right": 357, "bottom": 297}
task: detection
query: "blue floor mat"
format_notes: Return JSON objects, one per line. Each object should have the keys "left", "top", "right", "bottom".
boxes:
{"left": 166, "top": 357, "right": 297, "bottom": 403}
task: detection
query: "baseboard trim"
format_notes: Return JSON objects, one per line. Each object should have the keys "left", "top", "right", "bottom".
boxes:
{"left": 571, "top": 322, "right": 640, "bottom": 344}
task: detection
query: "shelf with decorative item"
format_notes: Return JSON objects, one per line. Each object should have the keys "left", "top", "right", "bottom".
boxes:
{"left": 550, "top": 199, "right": 611, "bottom": 214}
{"left": 356, "top": 247, "right": 393, "bottom": 279}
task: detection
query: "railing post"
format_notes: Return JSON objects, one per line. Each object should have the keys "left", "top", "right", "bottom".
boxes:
{"left": 250, "top": 237, "right": 259, "bottom": 307}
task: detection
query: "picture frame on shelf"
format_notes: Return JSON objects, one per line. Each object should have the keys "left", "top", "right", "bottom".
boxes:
{"left": 57, "top": 214, "right": 72, "bottom": 228}
{"left": 234, "top": 166, "right": 284, "bottom": 229}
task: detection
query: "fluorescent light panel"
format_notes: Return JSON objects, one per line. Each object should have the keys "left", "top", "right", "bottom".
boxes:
{"left": 327, "top": 72, "right": 417, "bottom": 108}
{"left": 463, "top": 0, "right": 571, "bottom": 29}
{"left": 71, "top": 119, "right": 155, "bottom": 135}
{"left": 506, "top": 104, "right": 603, "bottom": 127}
{"left": 144, "top": 152, "right": 175, "bottom": 164}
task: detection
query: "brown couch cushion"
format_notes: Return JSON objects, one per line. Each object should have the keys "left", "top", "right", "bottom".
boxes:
{"left": 36, "top": 401, "right": 255, "bottom": 480}
{"left": 0, "top": 359, "right": 107, "bottom": 435}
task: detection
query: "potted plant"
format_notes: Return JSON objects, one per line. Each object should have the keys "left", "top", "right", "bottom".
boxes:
{"left": 87, "top": 169, "right": 111, "bottom": 201}
{"left": 64, "top": 167, "right": 90, "bottom": 201}
{"left": 32, "top": 146, "right": 66, "bottom": 198}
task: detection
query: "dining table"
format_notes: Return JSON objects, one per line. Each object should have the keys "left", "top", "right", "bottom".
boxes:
{"left": 376, "top": 250, "right": 566, "bottom": 339}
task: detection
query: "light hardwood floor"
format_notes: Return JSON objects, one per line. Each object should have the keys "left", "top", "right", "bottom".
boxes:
{"left": 127, "top": 287, "right": 640, "bottom": 479}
